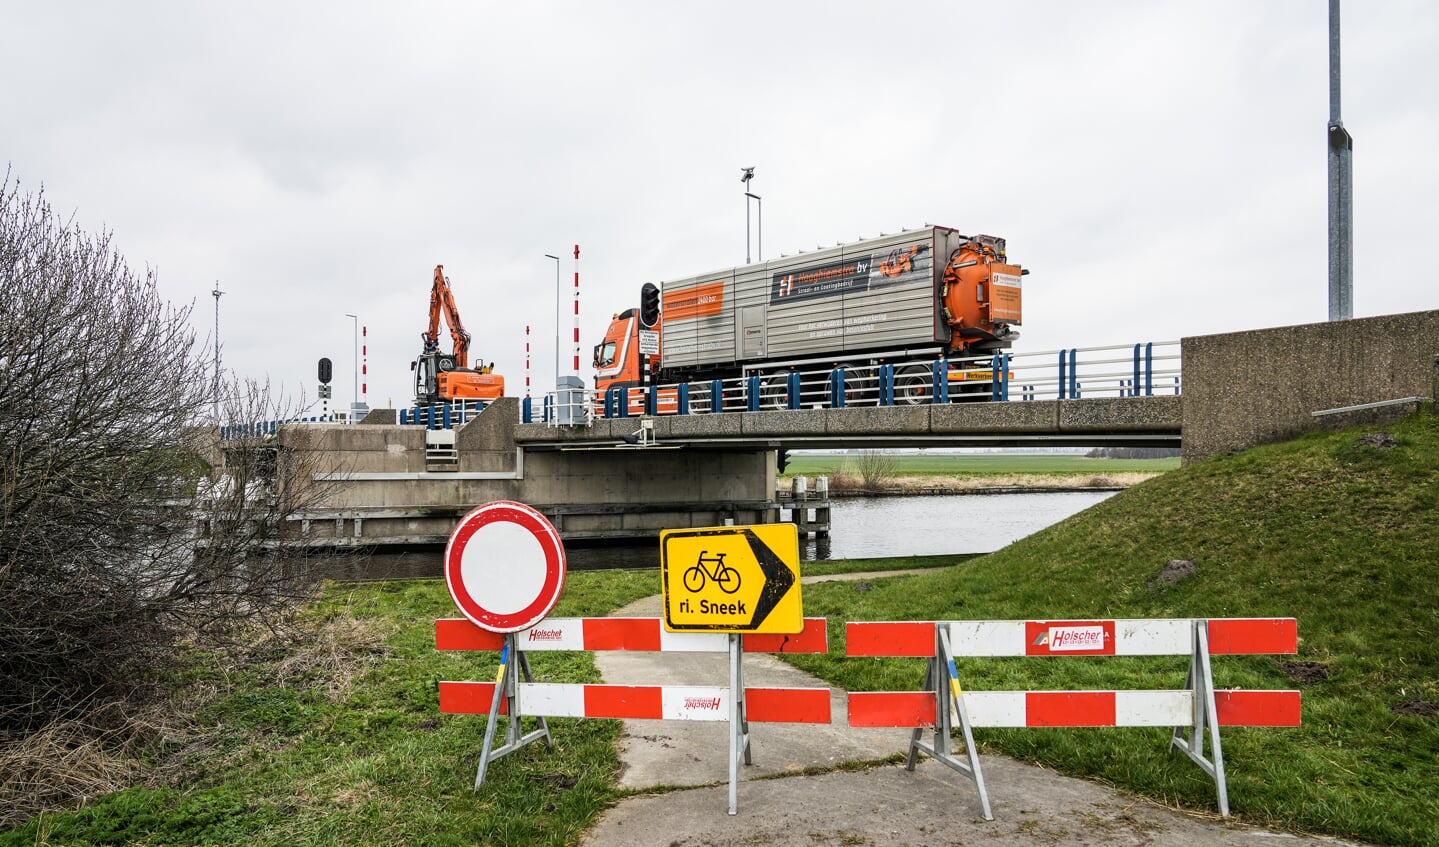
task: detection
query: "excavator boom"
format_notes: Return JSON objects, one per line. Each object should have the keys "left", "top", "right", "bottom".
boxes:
{"left": 425, "top": 265, "right": 472, "bottom": 369}
{"left": 413, "top": 265, "right": 503, "bottom": 405}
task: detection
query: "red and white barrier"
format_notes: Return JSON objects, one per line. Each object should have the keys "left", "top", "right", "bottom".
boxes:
{"left": 436, "top": 616, "right": 828, "bottom": 655}
{"left": 846, "top": 617, "right": 1298, "bottom": 658}
{"left": 438, "top": 615, "right": 832, "bottom": 813}
{"left": 843, "top": 617, "right": 1301, "bottom": 819}
{"left": 849, "top": 688, "right": 1300, "bottom": 728}
{"left": 441, "top": 681, "right": 831, "bottom": 723}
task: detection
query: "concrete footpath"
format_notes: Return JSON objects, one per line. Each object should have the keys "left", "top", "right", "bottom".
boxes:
{"left": 579, "top": 574, "right": 1360, "bottom": 847}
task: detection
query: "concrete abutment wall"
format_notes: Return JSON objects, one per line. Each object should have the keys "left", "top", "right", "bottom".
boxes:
{"left": 1181, "top": 309, "right": 1439, "bottom": 463}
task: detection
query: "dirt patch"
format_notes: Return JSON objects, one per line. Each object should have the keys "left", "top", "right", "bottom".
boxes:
{"left": 1358, "top": 432, "right": 1398, "bottom": 450}
{"left": 1149, "top": 559, "right": 1197, "bottom": 590}
{"left": 1392, "top": 700, "right": 1438, "bottom": 718}
{"left": 1279, "top": 661, "right": 1330, "bottom": 685}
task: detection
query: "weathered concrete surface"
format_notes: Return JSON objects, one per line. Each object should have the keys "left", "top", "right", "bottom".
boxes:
{"left": 1182, "top": 309, "right": 1439, "bottom": 463}
{"left": 583, "top": 584, "right": 1364, "bottom": 847}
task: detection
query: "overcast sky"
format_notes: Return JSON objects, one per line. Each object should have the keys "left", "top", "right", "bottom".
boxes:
{"left": 5, "top": 1, "right": 1436, "bottom": 413}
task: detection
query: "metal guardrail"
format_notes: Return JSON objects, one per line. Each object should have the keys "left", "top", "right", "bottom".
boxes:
{"left": 536, "top": 341, "right": 1181, "bottom": 424}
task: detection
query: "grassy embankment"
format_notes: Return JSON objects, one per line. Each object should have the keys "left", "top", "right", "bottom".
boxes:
{"left": 5, "top": 415, "right": 1436, "bottom": 845}
{"left": 786, "top": 413, "right": 1439, "bottom": 846}
{"left": 781, "top": 452, "right": 1180, "bottom": 492}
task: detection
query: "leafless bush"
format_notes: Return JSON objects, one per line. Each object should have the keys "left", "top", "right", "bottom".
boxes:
{"left": 855, "top": 450, "right": 899, "bottom": 489}
{"left": 0, "top": 171, "right": 335, "bottom": 742}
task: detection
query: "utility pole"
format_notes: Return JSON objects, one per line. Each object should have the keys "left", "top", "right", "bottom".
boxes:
{"left": 211, "top": 282, "right": 223, "bottom": 424}
{"left": 1328, "top": 0, "right": 1353, "bottom": 320}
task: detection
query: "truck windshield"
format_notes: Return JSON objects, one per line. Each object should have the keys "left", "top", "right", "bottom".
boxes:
{"left": 594, "top": 342, "right": 617, "bottom": 367}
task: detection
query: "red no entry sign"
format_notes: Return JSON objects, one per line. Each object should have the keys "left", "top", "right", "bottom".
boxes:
{"left": 445, "top": 500, "right": 566, "bottom": 633}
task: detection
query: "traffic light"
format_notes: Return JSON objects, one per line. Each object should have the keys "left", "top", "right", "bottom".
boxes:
{"left": 776, "top": 448, "right": 790, "bottom": 474}
{"left": 639, "top": 282, "right": 661, "bottom": 329}
{"left": 318, "top": 357, "right": 333, "bottom": 384}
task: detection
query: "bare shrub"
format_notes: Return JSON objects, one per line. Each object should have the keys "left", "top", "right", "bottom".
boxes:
{"left": 854, "top": 450, "right": 898, "bottom": 489}
{"left": 0, "top": 171, "right": 336, "bottom": 744}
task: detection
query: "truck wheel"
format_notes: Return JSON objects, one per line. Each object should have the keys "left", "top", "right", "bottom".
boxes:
{"left": 838, "top": 365, "right": 876, "bottom": 407}
{"left": 762, "top": 373, "right": 792, "bottom": 410}
{"left": 896, "top": 364, "right": 933, "bottom": 405}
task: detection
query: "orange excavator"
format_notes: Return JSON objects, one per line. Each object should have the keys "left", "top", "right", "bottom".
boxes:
{"left": 412, "top": 264, "right": 505, "bottom": 405}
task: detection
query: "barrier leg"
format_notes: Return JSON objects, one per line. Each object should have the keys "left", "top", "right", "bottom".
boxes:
{"left": 907, "top": 626, "right": 992, "bottom": 820}
{"left": 1170, "top": 620, "right": 1229, "bottom": 815}
{"left": 474, "top": 634, "right": 551, "bottom": 789}
{"left": 728, "top": 633, "right": 749, "bottom": 815}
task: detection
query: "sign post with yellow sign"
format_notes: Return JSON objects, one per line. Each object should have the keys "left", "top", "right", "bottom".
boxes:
{"left": 659, "top": 523, "right": 803, "bottom": 814}
{"left": 660, "top": 524, "right": 802, "bottom": 634}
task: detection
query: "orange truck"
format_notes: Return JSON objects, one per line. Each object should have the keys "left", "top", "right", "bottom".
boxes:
{"left": 412, "top": 265, "right": 505, "bottom": 405}
{"left": 593, "top": 226, "right": 1023, "bottom": 410}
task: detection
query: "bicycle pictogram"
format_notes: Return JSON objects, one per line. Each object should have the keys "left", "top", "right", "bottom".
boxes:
{"left": 683, "top": 551, "right": 741, "bottom": 594}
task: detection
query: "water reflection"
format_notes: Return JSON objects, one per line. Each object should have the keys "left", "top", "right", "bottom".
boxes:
{"left": 316, "top": 490, "right": 1116, "bottom": 581}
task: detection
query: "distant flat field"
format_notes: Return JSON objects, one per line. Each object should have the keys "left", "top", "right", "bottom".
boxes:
{"left": 783, "top": 454, "right": 1180, "bottom": 476}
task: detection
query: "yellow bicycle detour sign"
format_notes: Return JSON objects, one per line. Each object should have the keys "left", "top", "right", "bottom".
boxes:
{"left": 660, "top": 524, "right": 803, "bottom": 633}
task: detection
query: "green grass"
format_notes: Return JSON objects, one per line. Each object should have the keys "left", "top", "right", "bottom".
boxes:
{"left": 782, "top": 452, "right": 1180, "bottom": 477}
{"left": 3, "top": 570, "right": 664, "bottom": 847}
{"left": 784, "top": 411, "right": 1439, "bottom": 847}
{"left": 6, "top": 416, "right": 1436, "bottom": 845}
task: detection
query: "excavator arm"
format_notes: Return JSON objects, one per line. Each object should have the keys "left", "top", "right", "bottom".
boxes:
{"left": 425, "top": 264, "right": 472, "bottom": 369}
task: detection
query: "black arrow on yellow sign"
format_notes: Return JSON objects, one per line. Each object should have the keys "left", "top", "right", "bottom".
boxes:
{"left": 741, "top": 527, "right": 794, "bottom": 629}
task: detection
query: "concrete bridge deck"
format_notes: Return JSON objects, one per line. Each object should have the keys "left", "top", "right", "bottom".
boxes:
{"left": 514, "top": 395, "right": 1182, "bottom": 451}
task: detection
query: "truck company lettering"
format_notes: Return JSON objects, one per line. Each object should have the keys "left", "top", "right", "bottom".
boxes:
{"left": 683, "top": 696, "right": 723, "bottom": 711}
{"left": 771, "top": 257, "right": 874, "bottom": 303}
{"left": 528, "top": 628, "right": 565, "bottom": 642}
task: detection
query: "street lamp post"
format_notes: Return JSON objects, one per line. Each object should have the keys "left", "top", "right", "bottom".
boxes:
{"left": 345, "top": 313, "right": 358, "bottom": 418}
{"left": 545, "top": 254, "right": 561, "bottom": 392}
{"left": 741, "top": 167, "right": 756, "bottom": 263}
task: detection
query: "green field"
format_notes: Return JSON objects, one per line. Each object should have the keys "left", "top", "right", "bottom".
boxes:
{"left": 782, "top": 452, "right": 1180, "bottom": 477}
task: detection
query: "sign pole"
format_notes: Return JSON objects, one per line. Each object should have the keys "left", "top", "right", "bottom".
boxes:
{"left": 725, "top": 633, "right": 754, "bottom": 814}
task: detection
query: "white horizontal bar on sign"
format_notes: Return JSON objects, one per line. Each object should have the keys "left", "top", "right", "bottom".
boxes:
{"left": 1116, "top": 690, "right": 1192, "bottom": 726}
{"left": 658, "top": 629, "right": 731, "bottom": 653}
{"left": 1114, "top": 620, "right": 1193, "bottom": 655}
{"left": 661, "top": 686, "right": 732, "bottom": 721}
{"left": 948, "top": 621, "right": 1027, "bottom": 656}
{"left": 517, "top": 683, "right": 586, "bottom": 718}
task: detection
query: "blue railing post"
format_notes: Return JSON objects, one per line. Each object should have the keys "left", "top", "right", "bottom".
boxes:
{"left": 617, "top": 388, "right": 630, "bottom": 418}
{"left": 1068, "top": 348, "right": 1079, "bottom": 399}
{"left": 646, "top": 383, "right": 658, "bottom": 416}
{"left": 710, "top": 379, "right": 724, "bottom": 413}
{"left": 442, "top": 404, "right": 452, "bottom": 429}
{"left": 829, "top": 368, "right": 845, "bottom": 409}
{"left": 931, "top": 360, "right": 949, "bottom": 404}
{"left": 990, "top": 354, "right": 1010, "bottom": 402}
{"left": 522, "top": 397, "right": 533, "bottom": 423}
{"left": 678, "top": 383, "right": 690, "bottom": 415}
{"left": 1145, "top": 342, "right": 1154, "bottom": 396}
{"left": 879, "top": 364, "right": 894, "bottom": 406}
{"left": 747, "top": 375, "right": 760, "bottom": 412}
{"left": 785, "top": 372, "right": 801, "bottom": 410}
{"left": 1058, "top": 350, "right": 1068, "bottom": 400}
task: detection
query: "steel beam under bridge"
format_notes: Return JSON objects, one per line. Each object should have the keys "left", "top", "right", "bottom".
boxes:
{"left": 514, "top": 396, "right": 1181, "bottom": 452}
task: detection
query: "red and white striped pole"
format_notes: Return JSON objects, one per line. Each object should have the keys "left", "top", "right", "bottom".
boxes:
{"left": 572, "top": 244, "right": 581, "bottom": 375}
{"left": 525, "top": 325, "right": 531, "bottom": 398}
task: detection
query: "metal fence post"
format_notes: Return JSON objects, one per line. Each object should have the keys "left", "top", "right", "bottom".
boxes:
{"left": 786, "top": 372, "right": 801, "bottom": 410}
{"left": 747, "top": 375, "right": 760, "bottom": 412}
{"left": 678, "top": 383, "right": 690, "bottom": 416}
{"left": 711, "top": 379, "right": 724, "bottom": 413}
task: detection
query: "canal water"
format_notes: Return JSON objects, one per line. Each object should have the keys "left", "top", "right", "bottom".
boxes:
{"left": 322, "top": 490, "right": 1117, "bottom": 581}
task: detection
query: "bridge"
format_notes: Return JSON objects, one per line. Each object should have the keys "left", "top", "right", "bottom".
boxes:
{"left": 238, "top": 310, "right": 1436, "bottom": 546}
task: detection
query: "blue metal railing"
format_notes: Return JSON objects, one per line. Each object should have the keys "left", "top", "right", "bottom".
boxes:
{"left": 575, "top": 340, "right": 1181, "bottom": 420}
